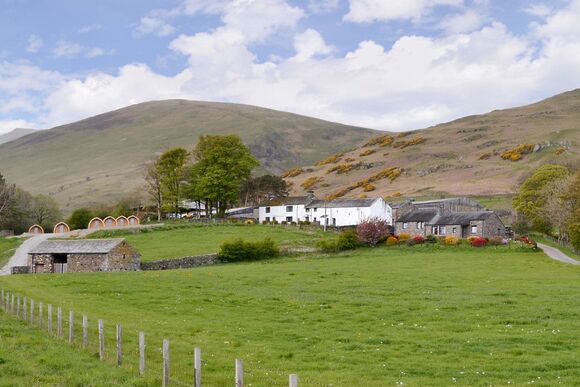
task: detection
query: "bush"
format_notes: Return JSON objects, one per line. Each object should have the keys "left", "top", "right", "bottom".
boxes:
{"left": 407, "top": 235, "right": 425, "bottom": 246}
{"left": 470, "top": 236, "right": 487, "bottom": 247}
{"left": 487, "top": 236, "right": 504, "bottom": 246}
{"left": 68, "top": 208, "right": 94, "bottom": 230}
{"left": 244, "top": 219, "right": 255, "bottom": 225}
{"left": 444, "top": 236, "right": 459, "bottom": 245}
{"left": 262, "top": 220, "right": 270, "bottom": 225}
{"left": 398, "top": 233, "right": 411, "bottom": 242}
{"left": 356, "top": 218, "right": 391, "bottom": 246}
{"left": 318, "top": 229, "right": 360, "bottom": 252}
{"left": 425, "top": 234, "right": 437, "bottom": 244}
{"left": 385, "top": 236, "right": 398, "bottom": 246}
{"left": 218, "top": 238, "right": 279, "bottom": 262}
{"left": 281, "top": 221, "right": 288, "bottom": 225}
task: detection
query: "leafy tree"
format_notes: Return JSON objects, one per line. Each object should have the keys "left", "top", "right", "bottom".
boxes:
{"left": 512, "top": 164, "right": 569, "bottom": 233}
{"left": 240, "top": 174, "right": 288, "bottom": 206}
{"left": 542, "top": 175, "right": 574, "bottom": 242}
{"left": 68, "top": 208, "right": 94, "bottom": 230}
{"left": 157, "top": 148, "right": 189, "bottom": 217}
{"left": 1, "top": 188, "right": 34, "bottom": 233}
{"left": 144, "top": 162, "right": 163, "bottom": 221}
{"left": 190, "top": 135, "right": 258, "bottom": 217}
{"left": 563, "top": 172, "right": 580, "bottom": 252}
{"left": 0, "top": 173, "right": 15, "bottom": 220}
{"left": 356, "top": 218, "right": 391, "bottom": 246}
{"left": 30, "top": 194, "right": 62, "bottom": 230}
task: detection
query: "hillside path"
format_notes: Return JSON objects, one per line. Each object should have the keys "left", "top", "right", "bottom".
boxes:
{"left": 0, "top": 234, "right": 53, "bottom": 276}
{"left": 537, "top": 243, "right": 580, "bottom": 266}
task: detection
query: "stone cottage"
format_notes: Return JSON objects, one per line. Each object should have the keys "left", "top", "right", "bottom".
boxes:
{"left": 28, "top": 239, "right": 140, "bottom": 274}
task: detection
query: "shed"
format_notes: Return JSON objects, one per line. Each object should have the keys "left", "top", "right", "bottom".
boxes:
{"left": 28, "top": 239, "right": 140, "bottom": 274}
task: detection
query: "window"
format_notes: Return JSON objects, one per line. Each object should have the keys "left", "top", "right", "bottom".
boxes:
{"left": 332, "top": 218, "right": 337, "bottom": 226}
{"left": 286, "top": 216, "right": 293, "bottom": 222}
{"left": 439, "top": 226, "right": 446, "bottom": 235}
{"left": 265, "top": 207, "right": 271, "bottom": 213}
{"left": 286, "top": 206, "right": 293, "bottom": 212}
{"left": 314, "top": 217, "right": 317, "bottom": 222}
{"left": 306, "top": 208, "right": 310, "bottom": 212}
{"left": 471, "top": 225, "right": 478, "bottom": 234}
{"left": 417, "top": 222, "right": 424, "bottom": 229}
{"left": 305, "top": 215, "right": 309, "bottom": 221}
{"left": 314, "top": 208, "right": 318, "bottom": 212}
{"left": 265, "top": 217, "right": 270, "bottom": 222}
{"left": 402, "top": 222, "right": 408, "bottom": 229}
{"left": 452, "top": 227, "right": 457, "bottom": 234}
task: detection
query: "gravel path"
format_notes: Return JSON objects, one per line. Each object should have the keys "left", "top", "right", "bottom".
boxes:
{"left": 537, "top": 242, "right": 580, "bottom": 266}
{"left": 0, "top": 234, "right": 53, "bottom": 275}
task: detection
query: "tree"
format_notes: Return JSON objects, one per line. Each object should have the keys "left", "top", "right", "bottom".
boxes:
{"left": 0, "top": 173, "right": 15, "bottom": 221}
{"left": 542, "top": 175, "right": 574, "bottom": 242}
{"left": 157, "top": 148, "right": 189, "bottom": 217}
{"left": 512, "top": 164, "right": 569, "bottom": 233}
{"left": 240, "top": 174, "right": 288, "bottom": 206}
{"left": 68, "top": 208, "right": 94, "bottom": 230}
{"left": 563, "top": 172, "right": 580, "bottom": 252}
{"left": 144, "top": 163, "right": 163, "bottom": 221}
{"left": 30, "top": 194, "right": 62, "bottom": 229}
{"left": 190, "top": 135, "right": 259, "bottom": 217}
{"left": 356, "top": 218, "right": 391, "bottom": 246}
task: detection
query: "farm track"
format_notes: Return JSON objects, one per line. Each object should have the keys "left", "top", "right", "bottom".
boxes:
{"left": 537, "top": 242, "right": 580, "bottom": 266}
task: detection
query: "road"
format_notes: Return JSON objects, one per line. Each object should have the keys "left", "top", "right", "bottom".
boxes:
{"left": 537, "top": 242, "right": 580, "bottom": 266}
{"left": 0, "top": 234, "right": 53, "bottom": 275}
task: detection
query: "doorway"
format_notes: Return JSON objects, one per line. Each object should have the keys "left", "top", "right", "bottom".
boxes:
{"left": 53, "top": 254, "right": 68, "bottom": 273}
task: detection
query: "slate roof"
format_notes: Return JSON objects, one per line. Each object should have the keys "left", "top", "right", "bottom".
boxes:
{"left": 261, "top": 196, "right": 314, "bottom": 206}
{"left": 429, "top": 212, "right": 494, "bottom": 225}
{"left": 396, "top": 210, "right": 439, "bottom": 223}
{"left": 29, "top": 239, "right": 125, "bottom": 254}
{"left": 305, "top": 198, "right": 378, "bottom": 209}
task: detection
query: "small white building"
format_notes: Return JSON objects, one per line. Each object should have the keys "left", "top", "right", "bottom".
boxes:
{"left": 305, "top": 198, "right": 392, "bottom": 227}
{"left": 258, "top": 195, "right": 315, "bottom": 223}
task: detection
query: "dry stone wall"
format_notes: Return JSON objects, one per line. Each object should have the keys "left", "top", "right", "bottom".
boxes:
{"left": 141, "top": 254, "right": 221, "bottom": 271}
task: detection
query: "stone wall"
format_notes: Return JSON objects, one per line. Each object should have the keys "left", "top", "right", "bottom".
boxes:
{"left": 68, "top": 254, "right": 108, "bottom": 272}
{"left": 106, "top": 242, "right": 140, "bottom": 271}
{"left": 29, "top": 253, "right": 54, "bottom": 273}
{"left": 395, "top": 221, "right": 427, "bottom": 237}
{"left": 141, "top": 254, "right": 221, "bottom": 271}
{"left": 480, "top": 214, "right": 506, "bottom": 237}
{"left": 11, "top": 266, "right": 30, "bottom": 274}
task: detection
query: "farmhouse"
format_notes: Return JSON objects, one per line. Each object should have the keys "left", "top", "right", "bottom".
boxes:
{"left": 395, "top": 210, "right": 506, "bottom": 238}
{"left": 305, "top": 198, "right": 392, "bottom": 227}
{"left": 390, "top": 197, "right": 486, "bottom": 223}
{"left": 28, "top": 239, "right": 140, "bottom": 274}
{"left": 258, "top": 194, "right": 316, "bottom": 223}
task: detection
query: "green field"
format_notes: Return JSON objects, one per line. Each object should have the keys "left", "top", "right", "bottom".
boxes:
{"left": 0, "top": 237, "right": 21, "bottom": 267}
{"left": 1, "top": 244, "right": 579, "bottom": 386}
{"left": 88, "top": 224, "right": 329, "bottom": 261}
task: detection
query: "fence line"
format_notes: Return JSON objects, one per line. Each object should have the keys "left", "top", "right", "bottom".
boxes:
{"left": 0, "top": 288, "right": 301, "bottom": 386}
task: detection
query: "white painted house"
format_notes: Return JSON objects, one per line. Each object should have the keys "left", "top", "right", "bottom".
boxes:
{"left": 305, "top": 198, "right": 392, "bottom": 227}
{"left": 258, "top": 195, "right": 314, "bottom": 223}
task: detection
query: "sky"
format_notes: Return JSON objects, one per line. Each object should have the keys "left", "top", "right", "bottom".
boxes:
{"left": 1, "top": 0, "right": 580, "bottom": 134}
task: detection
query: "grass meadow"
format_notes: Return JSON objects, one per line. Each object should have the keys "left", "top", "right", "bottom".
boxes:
{"left": 1, "top": 243, "right": 579, "bottom": 386}
{"left": 87, "top": 224, "right": 329, "bottom": 261}
{"left": 0, "top": 237, "right": 21, "bottom": 267}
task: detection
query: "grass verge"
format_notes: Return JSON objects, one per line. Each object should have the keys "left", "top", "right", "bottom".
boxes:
{"left": 0, "top": 237, "right": 21, "bottom": 268}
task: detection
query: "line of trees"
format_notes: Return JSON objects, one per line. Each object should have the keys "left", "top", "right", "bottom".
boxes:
{"left": 512, "top": 164, "right": 579, "bottom": 251}
{"left": 144, "top": 134, "right": 288, "bottom": 220}
{"left": 0, "top": 173, "right": 62, "bottom": 234}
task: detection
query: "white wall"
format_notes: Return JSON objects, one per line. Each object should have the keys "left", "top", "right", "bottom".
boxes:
{"left": 305, "top": 198, "right": 393, "bottom": 227}
{"left": 258, "top": 204, "right": 307, "bottom": 223}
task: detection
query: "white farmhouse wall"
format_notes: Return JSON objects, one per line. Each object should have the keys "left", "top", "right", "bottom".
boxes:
{"left": 258, "top": 205, "right": 307, "bottom": 223}
{"left": 306, "top": 198, "right": 392, "bottom": 227}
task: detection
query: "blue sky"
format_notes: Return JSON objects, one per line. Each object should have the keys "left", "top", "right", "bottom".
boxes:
{"left": 1, "top": 0, "right": 580, "bottom": 134}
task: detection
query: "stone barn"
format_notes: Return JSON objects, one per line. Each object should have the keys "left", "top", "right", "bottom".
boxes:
{"left": 28, "top": 239, "right": 140, "bottom": 274}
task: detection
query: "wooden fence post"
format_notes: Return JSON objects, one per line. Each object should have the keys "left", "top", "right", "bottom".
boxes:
{"left": 1, "top": 290, "right": 3, "bottom": 310}
{"left": 39, "top": 302, "right": 43, "bottom": 328}
{"left": 235, "top": 359, "right": 244, "bottom": 387}
{"left": 289, "top": 374, "right": 299, "bottom": 387}
{"left": 16, "top": 295, "right": 20, "bottom": 317}
{"left": 10, "top": 293, "right": 14, "bottom": 314}
{"left": 57, "top": 307, "right": 62, "bottom": 338}
{"left": 139, "top": 332, "right": 145, "bottom": 376}
{"left": 98, "top": 319, "right": 105, "bottom": 361}
{"left": 83, "top": 315, "right": 88, "bottom": 348}
{"left": 23, "top": 296, "right": 27, "bottom": 321}
{"left": 194, "top": 347, "right": 202, "bottom": 387}
{"left": 162, "top": 339, "right": 170, "bottom": 387}
{"left": 30, "top": 299, "right": 34, "bottom": 323}
{"left": 69, "top": 310, "right": 74, "bottom": 344}
{"left": 116, "top": 324, "right": 122, "bottom": 367}
{"left": 47, "top": 304, "right": 52, "bottom": 333}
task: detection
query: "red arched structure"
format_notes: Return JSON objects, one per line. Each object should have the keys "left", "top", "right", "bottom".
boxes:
{"left": 116, "top": 216, "right": 129, "bottom": 227}
{"left": 103, "top": 216, "right": 117, "bottom": 228}
{"left": 53, "top": 222, "right": 70, "bottom": 234}
{"left": 128, "top": 215, "right": 140, "bottom": 226}
{"left": 87, "top": 217, "right": 104, "bottom": 230}
{"left": 28, "top": 224, "right": 44, "bottom": 234}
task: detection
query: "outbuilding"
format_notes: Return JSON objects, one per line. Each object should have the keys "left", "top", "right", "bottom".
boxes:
{"left": 28, "top": 239, "right": 140, "bottom": 274}
{"left": 305, "top": 197, "right": 392, "bottom": 227}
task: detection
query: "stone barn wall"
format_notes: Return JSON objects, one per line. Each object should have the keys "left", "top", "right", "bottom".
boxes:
{"left": 105, "top": 242, "right": 140, "bottom": 271}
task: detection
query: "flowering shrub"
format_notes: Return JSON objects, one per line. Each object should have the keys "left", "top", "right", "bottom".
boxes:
{"left": 244, "top": 219, "right": 255, "bottom": 225}
{"left": 470, "top": 236, "right": 487, "bottom": 247}
{"left": 500, "top": 144, "right": 534, "bottom": 161}
{"left": 315, "top": 153, "right": 344, "bottom": 166}
{"left": 407, "top": 235, "right": 425, "bottom": 246}
{"left": 385, "top": 236, "right": 398, "bottom": 246}
{"left": 444, "top": 236, "right": 459, "bottom": 245}
{"left": 360, "top": 149, "right": 376, "bottom": 157}
{"left": 487, "top": 236, "right": 504, "bottom": 246}
{"left": 281, "top": 167, "right": 304, "bottom": 178}
{"left": 425, "top": 235, "right": 437, "bottom": 244}
{"left": 363, "top": 183, "right": 376, "bottom": 192}
{"left": 398, "top": 233, "right": 411, "bottom": 242}
{"left": 356, "top": 218, "right": 391, "bottom": 246}
{"left": 301, "top": 176, "right": 323, "bottom": 189}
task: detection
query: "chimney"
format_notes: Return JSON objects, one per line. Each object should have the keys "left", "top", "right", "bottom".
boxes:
{"left": 307, "top": 190, "right": 316, "bottom": 200}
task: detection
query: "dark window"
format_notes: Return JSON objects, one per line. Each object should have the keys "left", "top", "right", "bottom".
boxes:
{"left": 52, "top": 254, "right": 68, "bottom": 274}
{"left": 314, "top": 208, "right": 317, "bottom": 212}
{"left": 265, "top": 207, "right": 271, "bottom": 213}
{"left": 286, "top": 216, "right": 293, "bottom": 222}
{"left": 332, "top": 218, "right": 337, "bottom": 226}
{"left": 265, "top": 217, "right": 270, "bottom": 222}
{"left": 286, "top": 206, "right": 293, "bottom": 212}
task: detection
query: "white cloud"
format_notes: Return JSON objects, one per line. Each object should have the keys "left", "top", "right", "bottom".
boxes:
{"left": 308, "top": 0, "right": 341, "bottom": 14}
{"left": 293, "top": 29, "right": 333, "bottom": 62}
{"left": 79, "top": 24, "right": 103, "bottom": 33}
{"left": 524, "top": 4, "right": 553, "bottom": 17}
{"left": 0, "top": 119, "right": 36, "bottom": 134}
{"left": 134, "top": 16, "right": 176, "bottom": 37}
{"left": 344, "top": 0, "right": 463, "bottom": 23}
{"left": 532, "top": 0, "right": 580, "bottom": 41}
{"left": 53, "top": 40, "right": 112, "bottom": 59}
{"left": 26, "top": 35, "right": 43, "bottom": 53}
{"left": 438, "top": 9, "right": 488, "bottom": 34}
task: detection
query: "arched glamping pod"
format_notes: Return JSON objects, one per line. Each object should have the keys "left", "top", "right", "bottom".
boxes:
{"left": 28, "top": 224, "right": 44, "bottom": 234}
{"left": 103, "top": 216, "right": 117, "bottom": 228}
{"left": 127, "top": 215, "right": 140, "bottom": 226}
{"left": 116, "top": 216, "right": 129, "bottom": 227}
{"left": 53, "top": 222, "right": 70, "bottom": 234}
{"left": 87, "top": 217, "right": 104, "bottom": 230}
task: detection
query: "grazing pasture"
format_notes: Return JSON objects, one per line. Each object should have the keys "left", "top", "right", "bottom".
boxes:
{"left": 1, "top": 245, "right": 579, "bottom": 386}
{"left": 87, "top": 224, "right": 329, "bottom": 261}
{"left": 0, "top": 237, "right": 20, "bottom": 267}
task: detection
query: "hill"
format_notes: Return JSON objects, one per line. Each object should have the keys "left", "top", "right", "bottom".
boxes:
{"left": 0, "top": 100, "right": 378, "bottom": 211}
{"left": 285, "top": 89, "right": 580, "bottom": 199}
{"left": 0, "top": 128, "right": 35, "bottom": 145}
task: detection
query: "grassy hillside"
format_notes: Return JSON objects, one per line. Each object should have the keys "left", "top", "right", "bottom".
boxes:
{"left": 87, "top": 224, "right": 329, "bottom": 261}
{"left": 0, "top": 128, "right": 35, "bottom": 145}
{"left": 0, "top": 100, "right": 378, "bottom": 211}
{"left": 285, "top": 89, "right": 580, "bottom": 199}
{"left": 1, "top": 246, "right": 578, "bottom": 385}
